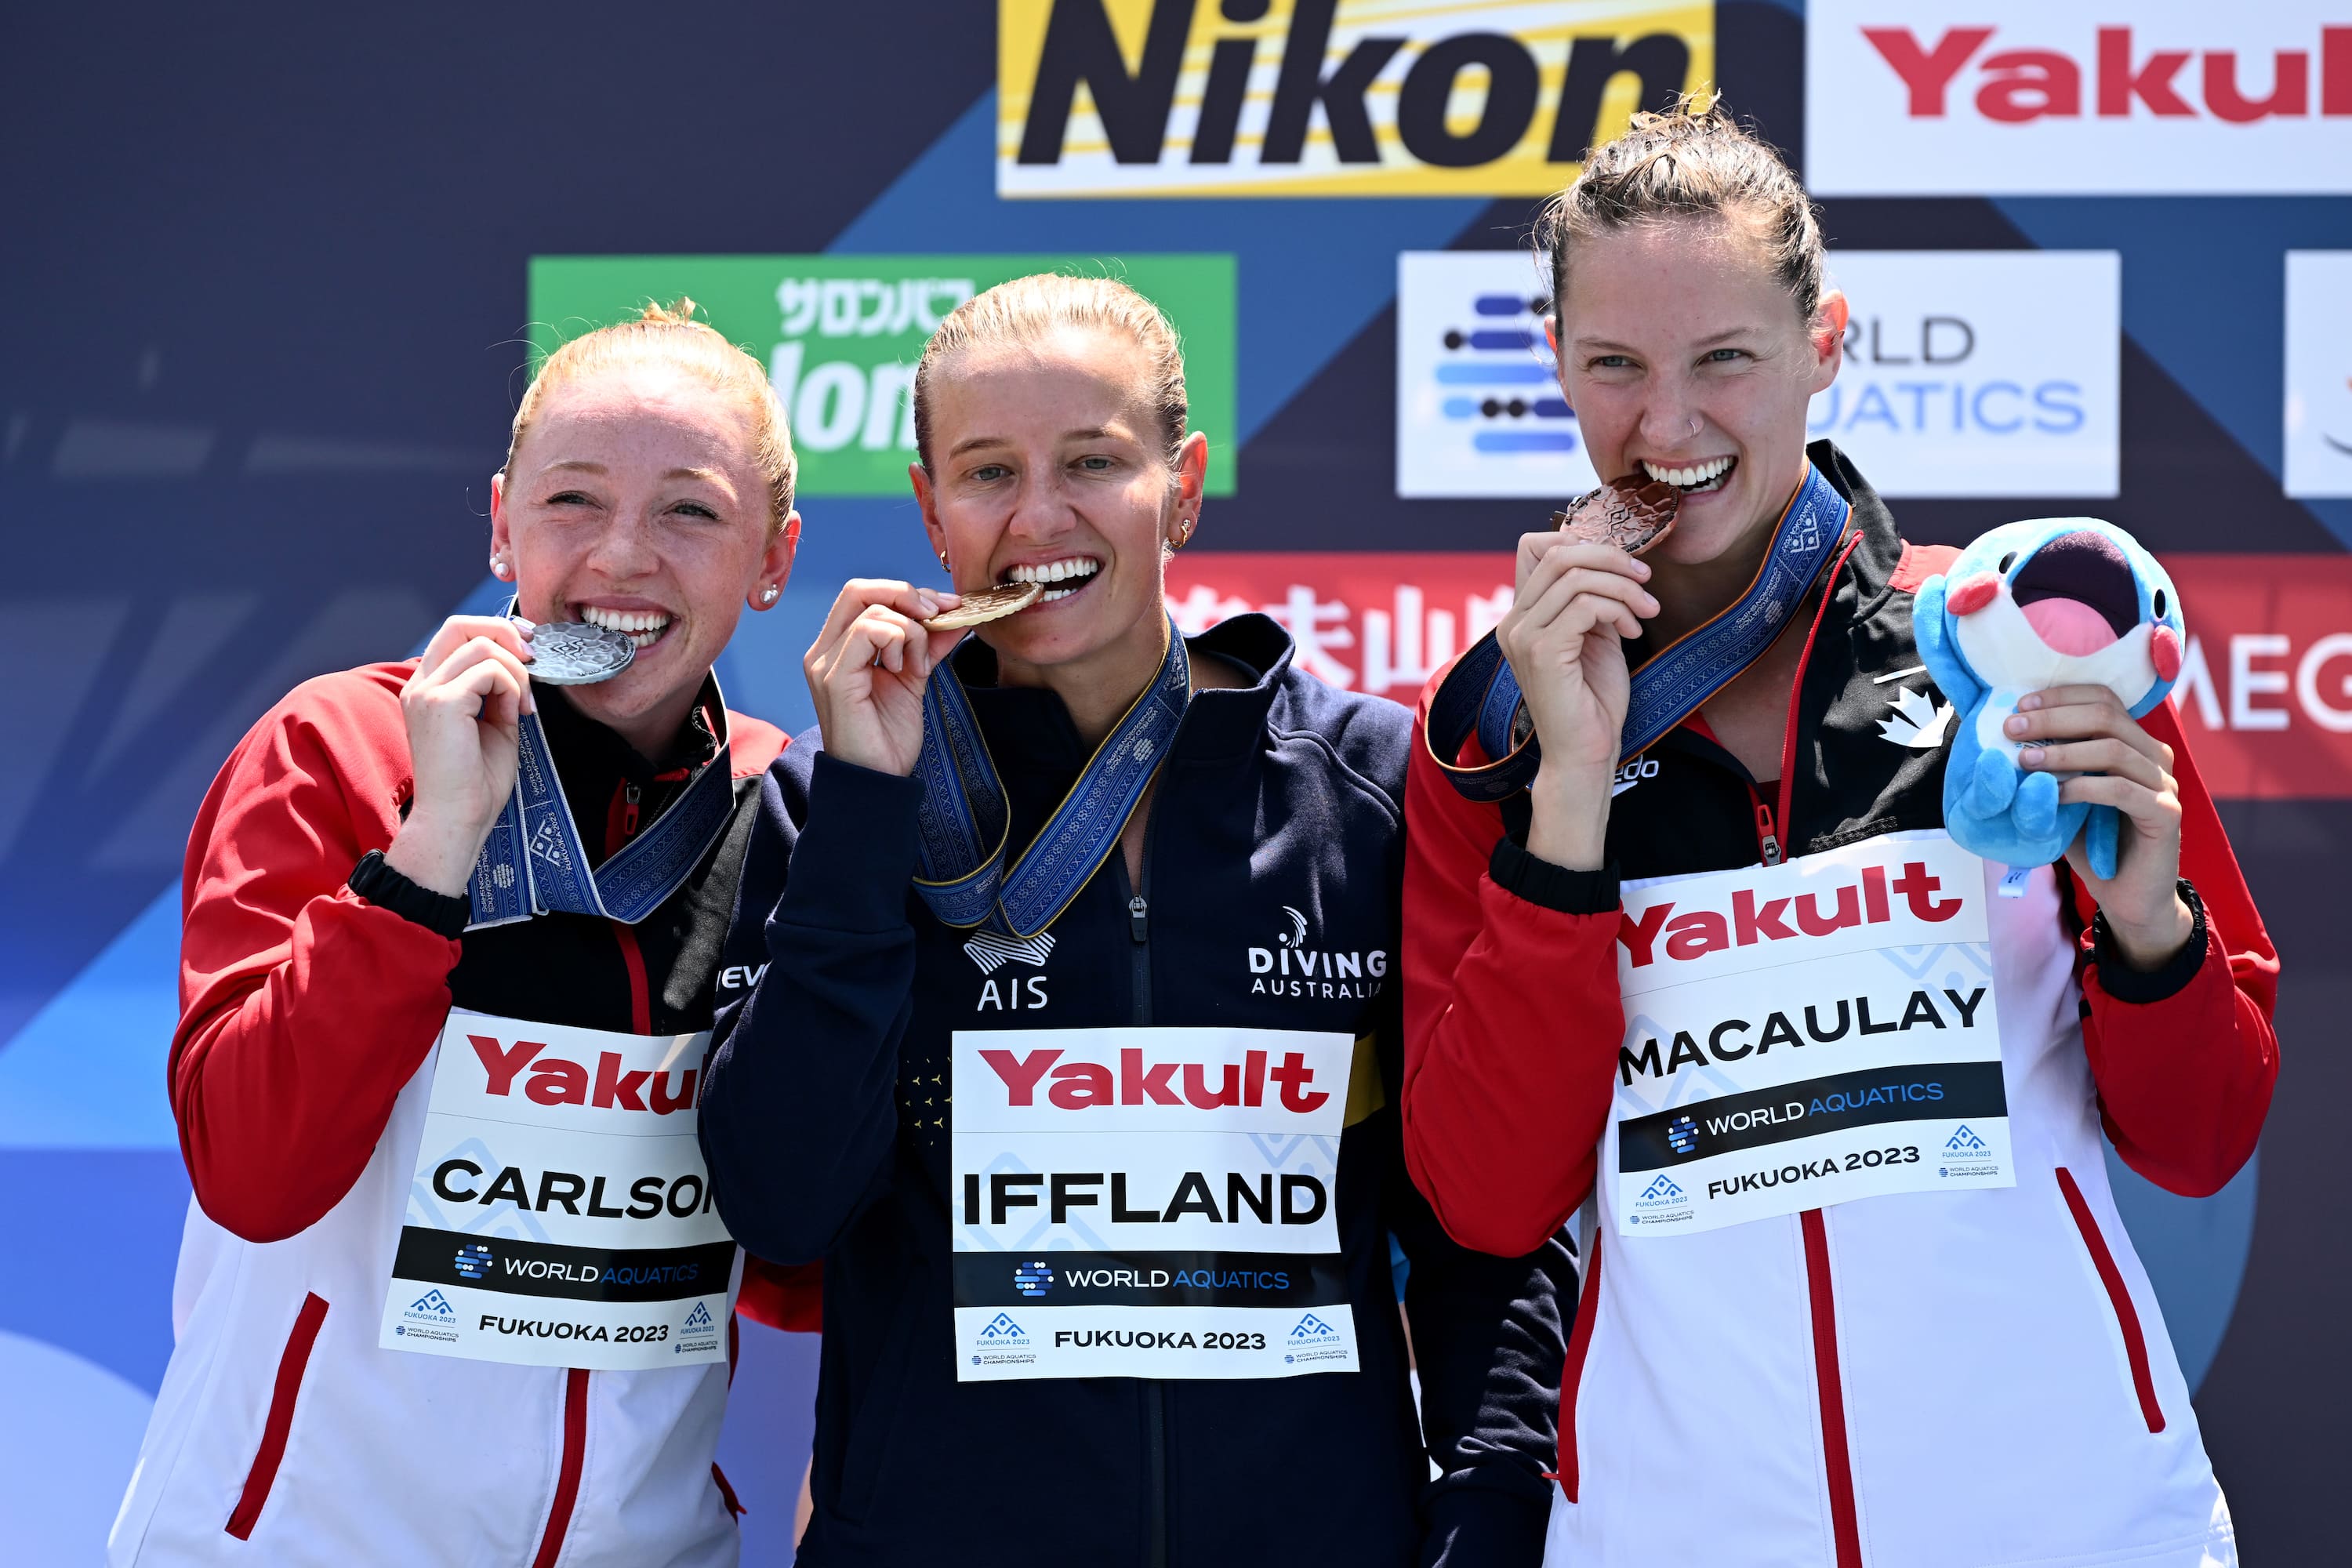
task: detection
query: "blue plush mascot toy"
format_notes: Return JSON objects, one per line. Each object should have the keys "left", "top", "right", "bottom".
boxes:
{"left": 1914, "top": 518, "right": 2185, "bottom": 881}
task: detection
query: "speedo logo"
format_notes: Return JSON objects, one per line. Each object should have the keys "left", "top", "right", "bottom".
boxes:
{"left": 1618, "top": 860, "right": 1965, "bottom": 969}
{"left": 1612, "top": 756, "right": 1659, "bottom": 797}
{"left": 467, "top": 1035, "right": 697, "bottom": 1115}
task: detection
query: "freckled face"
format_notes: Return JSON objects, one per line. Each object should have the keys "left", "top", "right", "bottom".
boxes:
{"left": 1555, "top": 218, "right": 1842, "bottom": 569}
{"left": 913, "top": 328, "right": 1200, "bottom": 673}
{"left": 492, "top": 365, "right": 793, "bottom": 735}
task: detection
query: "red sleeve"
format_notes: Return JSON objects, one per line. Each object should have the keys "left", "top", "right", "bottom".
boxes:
{"left": 735, "top": 1256, "right": 822, "bottom": 1333}
{"left": 2072, "top": 700, "right": 2280, "bottom": 1199}
{"left": 172, "top": 666, "right": 462, "bottom": 1243}
{"left": 1399, "top": 675, "right": 1627, "bottom": 1258}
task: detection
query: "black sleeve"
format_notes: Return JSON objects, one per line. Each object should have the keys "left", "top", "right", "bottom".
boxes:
{"left": 699, "top": 750, "right": 925, "bottom": 1265}
{"left": 1376, "top": 949, "right": 1573, "bottom": 1566}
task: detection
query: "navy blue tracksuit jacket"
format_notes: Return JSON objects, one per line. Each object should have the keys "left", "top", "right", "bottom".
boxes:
{"left": 700, "top": 616, "right": 1572, "bottom": 1567}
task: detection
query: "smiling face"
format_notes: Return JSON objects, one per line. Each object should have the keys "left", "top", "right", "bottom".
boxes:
{"left": 1555, "top": 216, "right": 1843, "bottom": 571}
{"left": 491, "top": 365, "right": 797, "bottom": 750}
{"left": 911, "top": 325, "right": 1204, "bottom": 680}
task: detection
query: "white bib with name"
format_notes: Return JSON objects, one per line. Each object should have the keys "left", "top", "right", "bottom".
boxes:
{"left": 379, "top": 1010, "right": 734, "bottom": 1369}
{"left": 951, "top": 1025, "right": 1361, "bottom": 1381}
{"left": 1611, "top": 831, "right": 2016, "bottom": 1236}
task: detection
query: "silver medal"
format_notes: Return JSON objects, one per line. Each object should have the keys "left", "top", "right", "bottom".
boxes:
{"left": 525, "top": 621, "right": 637, "bottom": 686}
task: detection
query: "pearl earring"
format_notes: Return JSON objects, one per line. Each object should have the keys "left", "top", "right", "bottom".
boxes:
{"left": 760, "top": 585, "right": 779, "bottom": 604}
{"left": 490, "top": 556, "right": 512, "bottom": 580}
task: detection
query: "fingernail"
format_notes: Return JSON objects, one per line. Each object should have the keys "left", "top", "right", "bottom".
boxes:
{"left": 2005, "top": 715, "right": 2027, "bottom": 736}
{"left": 2017, "top": 693, "right": 2040, "bottom": 711}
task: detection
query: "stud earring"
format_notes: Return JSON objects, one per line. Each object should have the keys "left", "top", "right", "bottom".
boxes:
{"left": 489, "top": 555, "right": 513, "bottom": 580}
{"left": 760, "top": 584, "right": 779, "bottom": 604}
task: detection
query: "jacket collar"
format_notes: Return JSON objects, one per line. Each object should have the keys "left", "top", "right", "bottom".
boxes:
{"left": 1809, "top": 438, "right": 1906, "bottom": 608}
{"left": 537, "top": 678, "right": 720, "bottom": 789}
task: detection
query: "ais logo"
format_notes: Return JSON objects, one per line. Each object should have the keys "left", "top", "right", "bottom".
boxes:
{"left": 1000, "top": 1, "right": 1709, "bottom": 198}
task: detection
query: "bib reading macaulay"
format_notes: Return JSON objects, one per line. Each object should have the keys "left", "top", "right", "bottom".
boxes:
{"left": 1610, "top": 832, "right": 2016, "bottom": 1237}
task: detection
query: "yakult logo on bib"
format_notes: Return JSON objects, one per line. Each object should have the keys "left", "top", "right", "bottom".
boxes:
{"left": 467, "top": 1033, "right": 698, "bottom": 1116}
{"left": 1617, "top": 857, "right": 1965, "bottom": 970}
{"left": 976, "top": 1039, "right": 1331, "bottom": 1114}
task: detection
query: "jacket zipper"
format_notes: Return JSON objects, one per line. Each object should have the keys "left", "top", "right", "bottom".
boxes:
{"left": 1769, "top": 532, "right": 1866, "bottom": 1566}
{"left": 1116, "top": 817, "right": 1169, "bottom": 1568}
{"left": 1748, "top": 789, "right": 1783, "bottom": 868}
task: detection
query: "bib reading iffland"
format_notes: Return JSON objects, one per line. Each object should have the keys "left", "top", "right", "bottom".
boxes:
{"left": 379, "top": 1012, "right": 735, "bottom": 1370}
{"left": 951, "top": 1026, "right": 1360, "bottom": 1381}
{"left": 1610, "top": 832, "right": 2015, "bottom": 1237}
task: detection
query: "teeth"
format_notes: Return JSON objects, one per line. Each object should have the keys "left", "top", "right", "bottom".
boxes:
{"left": 582, "top": 605, "right": 673, "bottom": 640}
{"left": 1642, "top": 456, "right": 1733, "bottom": 489}
{"left": 1007, "top": 557, "right": 1102, "bottom": 586}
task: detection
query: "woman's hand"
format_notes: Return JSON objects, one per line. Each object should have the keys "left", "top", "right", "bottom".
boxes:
{"left": 804, "top": 580, "right": 963, "bottom": 777}
{"left": 1495, "top": 533, "right": 1657, "bottom": 871}
{"left": 385, "top": 615, "right": 536, "bottom": 897}
{"left": 2008, "top": 684, "right": 2194, "bottom": 969}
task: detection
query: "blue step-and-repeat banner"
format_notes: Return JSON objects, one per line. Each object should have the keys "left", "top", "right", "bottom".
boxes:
{"left": 4, "top": 2, "right": 2348, "bottom": 1562}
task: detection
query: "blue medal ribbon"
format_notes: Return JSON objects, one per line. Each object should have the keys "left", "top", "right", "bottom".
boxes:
{"left": 465, "top": 677, "right": 738, "bottom": 931}
{"left": 912, "top": 619, "right": 1189, "bottom": 939}
{"left": 1425, "top": 463, "right": 1852, "bottom": 801}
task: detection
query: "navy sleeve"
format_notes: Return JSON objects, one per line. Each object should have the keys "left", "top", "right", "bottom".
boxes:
{"left": 699, "top": 746, "right": 927, "bottom": 1266}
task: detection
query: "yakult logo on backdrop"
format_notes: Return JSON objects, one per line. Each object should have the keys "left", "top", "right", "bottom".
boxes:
{"left": 999, "top": 0, "right": 1708, "bottom": 198}
{"left": 1807, "top": 252, "right": 2118, "bottom": 498}
{"left": 1808, "top": 2, "right": 2352, "bottom": 194}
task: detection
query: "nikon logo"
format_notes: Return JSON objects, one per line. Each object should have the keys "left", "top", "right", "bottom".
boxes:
{"left": 999, "top": 0, "right": 1709, "bottom": 198}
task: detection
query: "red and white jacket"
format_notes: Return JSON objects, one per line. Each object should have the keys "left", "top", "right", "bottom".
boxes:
{"left": 1402, "top": 448, "right": 2278, "bottom": 1568}
{"left": 107, "top": 662, "right": 815, "bottom": 1567}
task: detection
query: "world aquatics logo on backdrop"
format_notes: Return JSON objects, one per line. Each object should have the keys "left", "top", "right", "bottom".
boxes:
{"left": 1000, "top": 1, "right": 1712, "bottom": 198}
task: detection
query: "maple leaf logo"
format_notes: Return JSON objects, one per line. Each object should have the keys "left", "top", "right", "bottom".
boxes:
{"left": 1878, "top": 686, "right": 1953, "bottom": 750}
